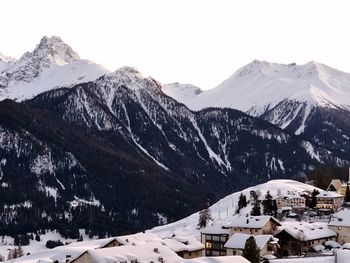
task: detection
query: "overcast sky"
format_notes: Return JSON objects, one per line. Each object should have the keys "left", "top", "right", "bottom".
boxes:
{"left": 1, "top": 0, "right": 349, "bottom": 89}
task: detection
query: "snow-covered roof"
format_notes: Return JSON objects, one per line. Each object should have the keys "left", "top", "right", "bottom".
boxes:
{"left": 277, "top": 193, "right": 306, "bottom": 200}
{"left": 312, "top": 244, "right": 325, "bottom": 251}
{"left": 10, "top": 246, "right": 88, "bottom": 263}
{"left": 328, "top": 179, "right": 343, "bottom": 190}
{"left": 66, "top": 237, "right": 118, "bottom": 249}
{"left": 225, "top": 215, "right": 280, "bottom": 229}
{"left": 161, "top": 236, "right": 204, "bottom": 252}
{"left": 200, "top": 223, "right": 230, "bottom": 235}
{"left": 342, "top": 243, "right": 350, "bottom": 249}
{"left": 85, "top": 241, "right": 181, "bottom": 263}
{"left": 328, "top": 208, "right": 350, "bottom": 227}
{"left": 277, "top": 221, "right": 336, "bottom": 241}
{"left": 271, "top": 256, "right": 334, "bottom": 263}
{"left": 224, "top": 233, "right": 275, "bottom": 250}
{"left": 316, "top": 191, "right": 343, "bottom": 198}
{"left": 336, "top": 250, "right": 350, "bottom": 263}
{"left": 324, "top": 240, "right": 340, "bottom": 248}
{"left": 115, "top": 232, "right": 162, "bottom": 245}
{"left": 179, "top": 256, "right": 250, "bottom": 263}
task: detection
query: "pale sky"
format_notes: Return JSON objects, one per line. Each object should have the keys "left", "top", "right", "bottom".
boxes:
{"left": 1, "top": 0, "right": 350, "bottom": 90}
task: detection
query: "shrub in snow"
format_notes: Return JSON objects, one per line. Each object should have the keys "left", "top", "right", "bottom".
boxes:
{"left": 46, "top": 240, "right": 64, "bottom": 249}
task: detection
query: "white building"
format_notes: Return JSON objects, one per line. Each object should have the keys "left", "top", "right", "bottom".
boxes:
{"left": 328, "top": 208, "right": 350, "bottom": 244}
{"left": 224, "top": 233, "right": 278, "bottom": 257}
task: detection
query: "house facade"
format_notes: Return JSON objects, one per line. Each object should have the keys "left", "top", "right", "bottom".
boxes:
{"left": 328, "top": 208, "right": 350, "bottom": 244}
{"left": 226, "top": 215, "right": 281, "bottom": 236}
{"left": 200, "top": 224, "right": 230, "bottom": 256}
{"left": 316, "top": 191, "right": 344, "bottom": 212}
{"left": 224, "top": 233, "right": 278, "bottom": 257}
{"left": 275, "top": 221, "right": 336, "bottom": 256}
{"left": 276, "top": 195, "right": 306, "bottom": 209}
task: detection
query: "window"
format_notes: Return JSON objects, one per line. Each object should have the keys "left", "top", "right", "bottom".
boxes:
{"left": 220, "top": 236, "right": 227, "bottom": 242}
{"left": 205, "top": 242, "right": 212, "bottom": 249}
{"left": 212, "top": 236, "right": 220, "bottom": 241}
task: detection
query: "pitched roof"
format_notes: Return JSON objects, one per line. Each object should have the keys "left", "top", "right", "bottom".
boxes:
{"left": 200, "top": 223, "right": 230, "bottom": 235}
{"left": 328, "top": 179, "right": 343, "bottom": 191}
{"left": 224, "top": 233, "right": 275, "bottom": 250}
{"left": 161, "top": 236, "right": 204, "bottom": 252}
{"left": 87, "top": 241, "right": 181, "bottom": 263}
{"left": 115, "top": 232, "right": 162, "bottom": 245}
{"left": 316, "top": 191, "right": 343, "bottom": 198}
{"left": 277, "top": 221, "right": 336, "bottom": 241}
{"left": 179, "top": 256, "right": 250, "bottom": 263}
{"left": 225, "top": 215, "right": 280, "bottom": 229}
{"left": 66, "top": 237, "right": 119, "bottom": 249}
{"left": 328, "top": 208, "right": 350, "bottom": 227}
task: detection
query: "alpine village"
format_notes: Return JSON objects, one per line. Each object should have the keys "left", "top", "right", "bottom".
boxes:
{"left": 2, "top": 2, "right": 350, "bottom": 263}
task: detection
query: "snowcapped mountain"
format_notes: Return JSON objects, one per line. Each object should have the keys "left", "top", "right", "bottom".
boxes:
{"left": 162, "top": 83, "right": 202, "bottom": 105}
{"left": 150, "top": 179, "right": 320, "bottom": 238}
{"left": 189, "top": 60, "right": 350, "bottom": 115}
{"left": 179, "top": 60, "right": 350, "bottom": 156}
{"left": 0, "top": 36, "right": 110, "bottom": 101}
{"left": 0, "top": 52, "right": 15, "bottom": 63}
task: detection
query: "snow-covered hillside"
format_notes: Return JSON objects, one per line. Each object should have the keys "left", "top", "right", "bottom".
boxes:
{"left": 149, "top": 180, "right": 321, "bottom": 239}
{"left": 163, "top": 83, "right": 202, "bottom": 105}
{"left": 0, "top": 36, "right": 110, "bottom": 101}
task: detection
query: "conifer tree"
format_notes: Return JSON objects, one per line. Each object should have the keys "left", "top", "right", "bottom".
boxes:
{"left": 237, "top": 192, "right": 247, "bottom": 213}
{"left": 309, "top": 189, "right": 320, "bottom": 208}
{"left": 197, "top": 208, "right": 213, "bottom": 229}
{"left": 251, "top": 201, "right": 261, "bottom": 216}
{"left": 243, "top": 236, "right": 260, "bottom": 263}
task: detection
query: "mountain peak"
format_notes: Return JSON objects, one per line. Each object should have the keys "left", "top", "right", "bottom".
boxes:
{"left": 115, "top": 66, "right": 142, "bottom": 75}
{"left": 29, "top": 35, "right": 80, "bottom": 65}
{"left": 0, "top": 52, "right": 15, "bottom": 63}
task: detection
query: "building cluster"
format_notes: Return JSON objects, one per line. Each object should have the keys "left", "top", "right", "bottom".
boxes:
{"left": 200, "top": 209, "right": 350, "bottom": 260}
{"left": 9, "top": 180, "right": 350, "bottom": 263}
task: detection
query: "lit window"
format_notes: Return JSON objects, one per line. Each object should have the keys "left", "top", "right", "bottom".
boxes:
{"left": 205, "top": 242, "right": 213, "bottom": 249}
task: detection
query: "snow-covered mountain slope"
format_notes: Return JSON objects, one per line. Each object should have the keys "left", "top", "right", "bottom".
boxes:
{"left": 189, "top": 60, "right": 350, "bottom": 114}
{"left": 0, "top": 36, "right": 110, "bottom": 101}
{"left": 177, "top": 60, "right": 350, "bottom": 156}
{"left": 163, "top": 83, "right": 202, "bottom": 105}
{"left": 149, "top": 180, "right": 321, "bottom": 238}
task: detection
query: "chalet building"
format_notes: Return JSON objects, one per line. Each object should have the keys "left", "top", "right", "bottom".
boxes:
{"left": 224, "top": 233, "right": 278, "bottom": 257}
{"left": 200, "top": 224, "right": 230, "bottom": 256}
{"left": 276, "top": 194, "right": 306, "bottom": 209}
{"left": 328, "top": 208, "right": 350, "bottom": 244}
{"left": 161, "top": 236, "right": 204, "bottom": 259}
{"left": 225, "top": 215, "right": 281, "bottom": 235}
{"left": 327, "top": 179, "right": 343, "bottom": 193}
{"left": 316, "top": 191, "right": 344, "bottom": 212}
{"left": 275, "top": 221, "right": 336, "bottom": 256}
